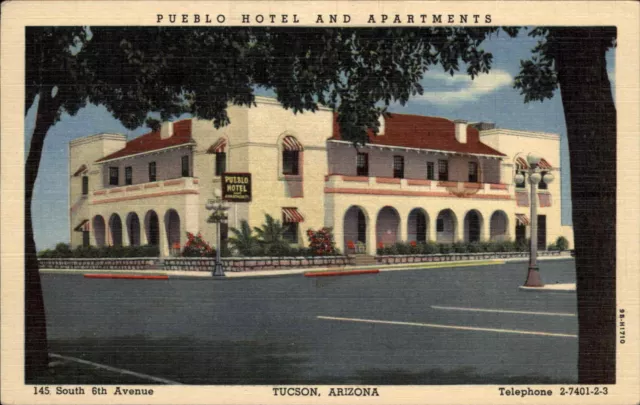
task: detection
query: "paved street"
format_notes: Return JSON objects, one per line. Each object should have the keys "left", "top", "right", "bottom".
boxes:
{"left": 41, "top": 259, "right": 578, "bottom": 385}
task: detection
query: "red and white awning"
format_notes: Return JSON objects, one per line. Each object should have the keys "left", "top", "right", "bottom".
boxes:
{"left": 515, "top": 191, "right": 530, "bottom": 207}
{"left": 538, "top": 158, "right": 553, "bottom": 169}
{"left": 207, "top": 138, "right": 227, "bottom": 154}
{"left": 515, "top": 156, "right": 529, "bottom": 170}
{"left": 539, "top": 193, "right": 553, "bottom": 207}
{"left": 74, "top": 219, "right": 90, "bottom": 232}
{"left": 283, "top": 136, "right": 303, "bottom": 151}
{"left": 515, "top": 213, "right": 530, "bottom": 226}
{"left": 73, "top": 164, "right": 88, "bottom": 177}
{"left": 282, "top": 207, "right": 304, "bottom": 223}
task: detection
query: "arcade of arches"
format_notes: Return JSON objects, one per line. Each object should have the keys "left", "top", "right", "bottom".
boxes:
{"left": 91, "top": 209, "right": 181, "bottom": 254}
{"left": 342, "top": 206, "right": 510, "bottom": 253}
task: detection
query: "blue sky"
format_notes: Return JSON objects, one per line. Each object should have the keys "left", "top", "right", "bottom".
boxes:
{"left": 26, "top": 30, "right": 616, "bottom": 250}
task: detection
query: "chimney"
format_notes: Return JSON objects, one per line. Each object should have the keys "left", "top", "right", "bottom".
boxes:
{"left": 376, "top": 115, "right": 385, "bottom": 136}
{"left": 454, "top": 119, "right": 468, "bottom": 144}
{"left": 160, "top": 121, "right": 174, "bottom": 139}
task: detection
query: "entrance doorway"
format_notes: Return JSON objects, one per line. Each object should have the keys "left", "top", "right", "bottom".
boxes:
{"left": 537, "top": 215, "right": 547, "bottom": 250}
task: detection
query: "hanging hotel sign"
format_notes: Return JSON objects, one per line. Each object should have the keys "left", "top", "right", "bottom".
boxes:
{"left": 222, "top": 173, "right": 252, "bottom": 202}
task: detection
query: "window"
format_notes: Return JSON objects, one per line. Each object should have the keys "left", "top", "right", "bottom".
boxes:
{"left": 468, "top": 162, "right": 478, "bottom": 182}
{"left": 426, "top": 162, "right": 435, "bottom": 180}
{"left": 215, "top": 152, "right": 226, "bottom": 176}
{"left": 436, "top": 218, "right": 444, "bottom": 232}
{"left": 181, "top": 155, "right": 190, "bottom": 177}
{"left": 82, "top": 176, "right": 89, "bottom": 195}
{"left": 438, "top": 160, "right": 449, "bottom": 181}
{"left": 356, "top": 153, "right": 369, "bottom": 176}
{"left": 538, "top": 170, "right": 548, "bottom": 190}
{"left": 282, "top": 150, "right": 299, "bottom": 175}
{"left": 125, "top": 166, "right": 132, "bottom": 185}
{"left": 148, "top": 162, "right": 156, "bottom": 182}
{"left": 393, "top": 156, "right": 404, "bottom": 179}
{"left": 82, "top": 231, "right": 90, "bottom": 247}
{"left": 109, "top": 167, "right": 119, "bottom": 186}
{"left": 283, "top": 221, "right": 298, "bottom": 243}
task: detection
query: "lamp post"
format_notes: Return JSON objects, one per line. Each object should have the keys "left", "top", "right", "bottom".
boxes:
{"left": 206, "top": 189, "right": 229, "bottom": 277}
{"left": 514, "top": 153, "right": 555, "bottom": 287}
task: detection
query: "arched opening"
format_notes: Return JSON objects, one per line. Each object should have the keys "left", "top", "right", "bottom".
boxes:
{"left": 144, "top": 210, "right": 160, "bottom": 247}
{"left": 436, "top": 209, "right": 457, "bottom": 244}
{"left": 490, "top": 211, "right": 509, "bottom": 241}
{"left": 92, "top": 215, "right": 106, "bottom": 247}
{"left": 343, "top": 206, "right": 368, "bottom": 253}
{"left": 108, "top": 214, "right": 123, "bottom": 246}
{"left": 126, "top": 212, "right": 141, "bottom": 246}
{"left": 408, "top": 208, "right": 429, "bottom": 243}
{"left": 164, "top": 209, "right": 181, "bottom": 252}
{"left": 464, "top": 210, "right": 483, "bottom": 243}
{"left": 376, "top": 206, "right": 400, "bottom": 248}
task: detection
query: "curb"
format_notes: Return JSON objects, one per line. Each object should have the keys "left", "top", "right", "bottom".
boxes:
{"left": 304, "top": 269, "right": 379, "bottom": 277}
{"left": 519, "top": 283, "right": 576, "bottom": 293}
{"left": 84, "top": 274, "right": 168, "bottom": 280}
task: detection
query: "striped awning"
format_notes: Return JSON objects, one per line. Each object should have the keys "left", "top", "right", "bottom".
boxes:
{"left": 73, "top": 164, "right": 88, "bottom": 177}
{"left": 207, "top": 138, "right": 227, "bottom": 154}
{"left": 539, "top": 193, "right": 552, "bottom": 207}
{"left": 515, "top": 156, "right": 529, "bottom": 170}
{"left": 282, "top": 207, "right": 304, "bottom": 223}
{"left": 538, "top": 158, "right": 553, "bottom": 169}
{"left": 74, "top": 219, "right": 90, "bottom": 232}
{"left": 283, "top": 136, "right": 303, "bottom": 151}
{"left": 516, "top": 191, "right": 529, "bottom": 207}
{"left": 515, "top": 213, "right": 530, "bottom": 226}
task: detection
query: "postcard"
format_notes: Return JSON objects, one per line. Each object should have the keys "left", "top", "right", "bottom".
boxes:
{"left": 1, "top": 1, "right": 638, "bottom": 404}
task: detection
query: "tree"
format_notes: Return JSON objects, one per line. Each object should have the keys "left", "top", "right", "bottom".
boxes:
{"left": 253, "top": 214, "right": 289, "bottom": 256}
{"left": 26, "top": 26, "right": 615, "bottom": 383}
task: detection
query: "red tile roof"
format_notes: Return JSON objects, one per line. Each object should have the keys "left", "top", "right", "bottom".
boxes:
{"left": 96, "top": 120, "right": 193, "bottom": 162}
{"left": 331, "top": 113, "right": 505, "bottom": 157}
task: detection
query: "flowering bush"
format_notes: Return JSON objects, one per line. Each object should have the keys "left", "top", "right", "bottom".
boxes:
{"left": 182, "top": 232, "right": 216, "bottom": 257}
{"left": 306, "top": 227, "right": 338, "bottom": 256}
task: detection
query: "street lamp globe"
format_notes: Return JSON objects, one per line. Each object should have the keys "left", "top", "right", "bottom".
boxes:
{"left": 214, "top": 188, "right": 222, "bottom": 198}
{"left": 527, "top": 153, "right": 542, "bottom": 167}
{"left": 542, "top": 172, "right": 555, "bottom": 184}
{"left": 529, "top": 171, "right": 542, "bottom": 185}
{"left": 514, "top": 173, "right": 525, "bottom": 185}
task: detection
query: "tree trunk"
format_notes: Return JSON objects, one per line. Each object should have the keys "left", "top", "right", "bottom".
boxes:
{"left": 25, "top": 91, "right": 58, "bottom": 381}
{"left": 553, "top": 28, "right": 617, "bottom": 384}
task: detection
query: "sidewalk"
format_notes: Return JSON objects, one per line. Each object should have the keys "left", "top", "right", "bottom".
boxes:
{"left": 40, "top": 255, "right": 573, "bottom": 280}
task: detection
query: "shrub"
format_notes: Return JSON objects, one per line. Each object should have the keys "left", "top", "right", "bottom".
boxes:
{"left": 452, "top": 242, "right": 467, "bottom": 253}
{"left": 516, "top": 238, "right": 530, "bottom": 252}
{"left": 547, "top": 243, "right": 558, "bottom": 251}
{"left": 467, "top": 242, "right": 482, "bottom": 253}
{"left": 439, "top": 243, "right": 453, "bottom": 254}
{"left": 409, "top": 241, "right": 422, "bottom": 254}
{"left": 395, "top": 242, "right": 410, "bottom": 255}
{"left": 182, "top": 232, "right": 215, "bottom": 257}
{"left": 423, "top": 241, "right": 440, "bottom": 254}
{"left": 306, "top": 227, "right": 338, "bottom": 256}
{"left": 555, "top": 236, "right": 569, "bottom": 251}
{"left": 228, "top": 220, "right": 259, "bottom": 256}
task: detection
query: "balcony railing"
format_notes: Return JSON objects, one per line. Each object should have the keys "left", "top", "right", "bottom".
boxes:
{"left": 324, "top": 175, "right": 512, "bottom": 199}
{"left": 91, "top": 177, "right": 200, "bottom": 204}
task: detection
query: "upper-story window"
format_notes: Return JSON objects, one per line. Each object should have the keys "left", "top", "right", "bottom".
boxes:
{"left": 82, "top": 176, "right": 89, "bottom": 195}
{"left": 468, "top": 162, "right": 478, "bottom": 182}
{"left": 282, "top": 136, "right": 303, "bottom": 176}
{"left": 515, "top": 157, "right": 527, "bottom": 189}
{"left": 125, "top": 166, "right": 133, "bottom": 185}
{"left": 181, "top": 155, "right": 190, "bottom": 177}
{"left": 148, "top": 162, "right": 157, "bottom": 182}
{"left": 356, "top": 153, "right": 369, "bottom": 176}
{"left": 215, "top": 152, "right": 226, "bottom": 176}
{"left": 539, "top": 170, "right": 548, "bottom": 190}
{"left": 438, "top": 160, "right": 449, "bottom": 181}
{"left": 393, "top": 156, "right": 404, "bottom": 179}
{"left": 109, "top": 167, "right": 119, "bottom": 186}
{"left": 426, "top": 162, "right": 435, "bottom": 180}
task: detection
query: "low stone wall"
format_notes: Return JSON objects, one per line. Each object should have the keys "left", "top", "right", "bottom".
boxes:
{"left": 38, "top": 258, "right": 160, "bottom": 270}
{"left": 163, "top": 256, "right": 355, "bottom": 272}
{"left": 375, "top": 250, "right": 568, "bottom": 265}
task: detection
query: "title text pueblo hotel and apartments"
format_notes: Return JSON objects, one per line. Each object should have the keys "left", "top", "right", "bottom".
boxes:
{"left": 69, "top": 96, "right": 574, "bottom": 257}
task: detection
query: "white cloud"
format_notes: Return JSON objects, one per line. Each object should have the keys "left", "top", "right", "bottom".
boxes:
{"left": 414, "top": 69, "right": 514, "bottom": 105}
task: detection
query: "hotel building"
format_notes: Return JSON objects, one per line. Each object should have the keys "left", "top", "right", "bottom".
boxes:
{"left": 69, "top": 97, "right": 574, "bottom": 256}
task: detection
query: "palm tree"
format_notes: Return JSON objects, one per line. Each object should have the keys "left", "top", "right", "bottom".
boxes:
{"left": 228, "top": 220, "right": 258, "bottom": 256}
{"left": 253, "top": 214, "right": 289, "bottom": 255}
